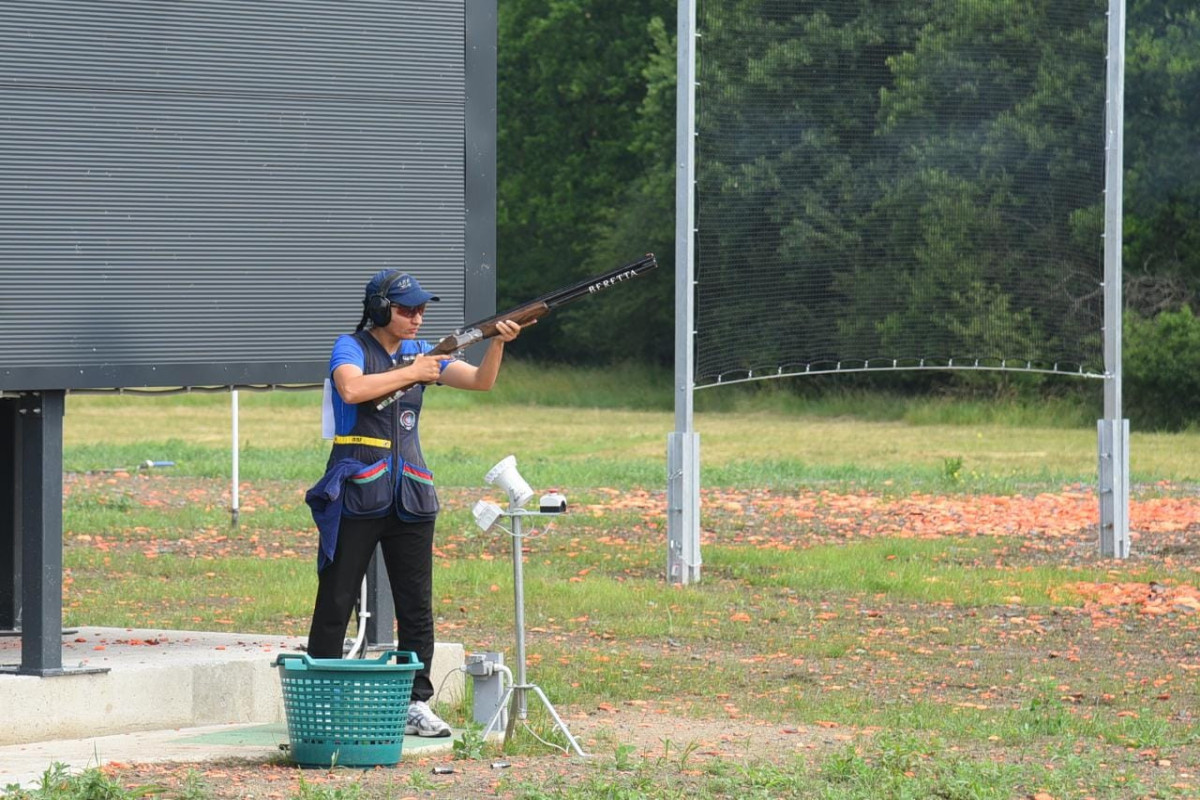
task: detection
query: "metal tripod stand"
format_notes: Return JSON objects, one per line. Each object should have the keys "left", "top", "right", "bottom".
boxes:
{"left": 481, "top": 507, "right": 587, "bottom": 757}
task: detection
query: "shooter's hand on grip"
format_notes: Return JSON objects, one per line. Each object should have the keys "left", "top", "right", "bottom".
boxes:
{"left": 405, "top": 352, "right": 447, "bottom": 384}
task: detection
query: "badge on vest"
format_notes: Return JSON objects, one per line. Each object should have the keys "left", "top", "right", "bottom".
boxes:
{"left": 399, "top": 409, "right": 417, "bottom": 431}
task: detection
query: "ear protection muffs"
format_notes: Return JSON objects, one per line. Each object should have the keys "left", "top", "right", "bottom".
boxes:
{"left": 364, "top": 270, "right": 403, "bottom": 327}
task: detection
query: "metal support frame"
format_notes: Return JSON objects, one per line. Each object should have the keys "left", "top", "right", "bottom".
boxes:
{"left": 481, "top": 508, "right": 586, "bottom": 757}
{"left": 230, "top": 390, "right": 240, "bottom": 528}
{"left": 0, "top": 392, "right": 106, "bottom": 677}
{"left": 15, "top": 391, "right": 65, "bottom": 674}
{"left": 1, "top": 398, "right": 21, "bottom": 635}
{"left": 670, "top": 0, "right": 1126, "bottom": 563}
{"left": 464, "top": 0, "right": 499, "bottom": 365}
{"left": 667, "top": 432, "right": 701, "bottom": 584}
{"left": 1098, "top": 420, "right": 1130, "bottom": 558}
{"left": 667, "top": 0, "right": 702, "bottom": 585}
{"left": 1099, "top": 0, "right": 1129, "bottom": 558}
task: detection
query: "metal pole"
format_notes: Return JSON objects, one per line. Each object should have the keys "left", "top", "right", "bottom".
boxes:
{"left": 1099, "top": 0, "right": 1128, "bottom": 558}
{"left": 508, "top": 511, "right": 528, "bottom": 725}
{"left": 1, "top": 398, "right": 19, "bottom": 633}
{"left": 480, "top": 508, "right": 586, "bottom": 756}
{"left": 667, "top": 0, "right": 702, "bottom": 585}
{"left": 0, "top": 392, "right": 105, "bottom": 677}
{"left": 18, "top": 392, "right": 64, "bottom": 675}
{"left": 464, "top": 0, "right": 499, "bottom": 368}
{"left": 231, "top": 390, "right": 240, "bottom": 528}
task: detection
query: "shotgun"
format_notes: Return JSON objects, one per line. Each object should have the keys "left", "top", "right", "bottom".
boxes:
{"left": 375, "top": 253, "right": 658, "bottom": 410}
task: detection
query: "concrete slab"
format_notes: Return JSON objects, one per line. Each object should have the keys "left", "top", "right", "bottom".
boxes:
{"left": 0, "top": 626, "right": 466, "bottom": 781}
{"left": 0, "top": 721, "right": 460, "bottom": 789}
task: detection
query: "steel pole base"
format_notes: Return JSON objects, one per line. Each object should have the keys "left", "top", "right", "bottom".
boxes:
{"left": 482, "top": 682, "right": 588, "bottom": 758}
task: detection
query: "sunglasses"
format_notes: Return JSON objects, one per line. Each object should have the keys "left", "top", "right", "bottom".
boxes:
{"left": 391, "top": 303, "right": 426, "bottom": 319}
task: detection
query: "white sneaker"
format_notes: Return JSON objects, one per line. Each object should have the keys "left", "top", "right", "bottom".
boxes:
{"left": 406, "top": 700, "right": 452, "bottom": 737}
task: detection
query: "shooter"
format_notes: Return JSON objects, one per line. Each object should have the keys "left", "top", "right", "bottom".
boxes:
{"left": 303, "top": 255, "right": 656, "bottom": 738}
{"left": 304, "top": 268, "right": 521, "bottom": 738}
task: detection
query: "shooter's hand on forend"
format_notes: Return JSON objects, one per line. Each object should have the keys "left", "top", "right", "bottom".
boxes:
{"left": 493, "top": 319, "right": 525, "bottom": 342}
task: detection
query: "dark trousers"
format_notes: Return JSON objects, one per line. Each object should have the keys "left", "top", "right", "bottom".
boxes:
{"left": 306, "top": 514, "right": 437, "bottom": 702}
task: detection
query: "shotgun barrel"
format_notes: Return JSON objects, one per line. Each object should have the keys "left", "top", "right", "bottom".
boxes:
{"left": 374, "top": 253, "right": 658, "bottom": 410}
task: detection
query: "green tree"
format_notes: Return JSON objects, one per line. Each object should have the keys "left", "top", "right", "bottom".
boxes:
{"left": 1123, "top": 0, "right": 1200, "bottom": 314}
{"left": 693, "top": 0, "right": 1109, "bottom": 381}
{"left": 497, "top": 0, "right": 674, "bottom": 362}
{"left": 493, "top": 0, "right": 1200, "bottom": 410}
{"left": 554, "top": 14, "right": 677, "bottom": 364}
{"left": 1124, "top": 306, "right": 1200, "bottom": 429}
{"left": 694, "top": 0, "right": 920, "bottom": 379}
{"left": 865, "top": 0, "right": 1107, "bottom": 370}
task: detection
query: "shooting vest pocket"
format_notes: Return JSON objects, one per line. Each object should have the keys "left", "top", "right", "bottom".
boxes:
{"left": 398, "top": 461, "right": 439, "bottom": 521}
{"left": 343, "top": 457, "right": 395, "bottom": 518}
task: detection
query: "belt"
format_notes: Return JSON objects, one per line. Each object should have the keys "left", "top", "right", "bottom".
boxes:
{"left": 333, "top": 434, "right": 392, "bottom": 449}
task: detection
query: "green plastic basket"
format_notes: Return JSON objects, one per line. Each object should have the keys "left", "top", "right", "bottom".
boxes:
{"left": 274, "top": 650, "right": 423, "bottom": 768}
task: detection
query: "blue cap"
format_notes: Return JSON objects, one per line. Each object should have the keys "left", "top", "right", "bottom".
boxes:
{"left": 366, "top": 270, "right": 440, "bottom": 306}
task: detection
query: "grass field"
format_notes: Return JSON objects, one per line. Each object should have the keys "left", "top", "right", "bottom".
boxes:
{"left": 16, "top": 364, "right": 1200, "bottom": 798}
{"left": 61, "top": 360, "right": 1197, "bottom": 489}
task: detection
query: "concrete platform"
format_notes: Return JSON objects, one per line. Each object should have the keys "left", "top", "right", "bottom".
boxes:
{"left": 0, "top": 721, "right": 462, "bottom": 789}
{"left": 0, "top": 627, "right": 466, "bottom": 787}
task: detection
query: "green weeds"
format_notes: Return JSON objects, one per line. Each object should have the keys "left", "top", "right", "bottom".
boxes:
{"left": 451, "top": 726, "right": 490, "bottom": 760}
{"left": 3, "top": 764, "right": 161, "bottom": 800}
{"left": 291, "top": 774, "right": 362, "bottom": 800}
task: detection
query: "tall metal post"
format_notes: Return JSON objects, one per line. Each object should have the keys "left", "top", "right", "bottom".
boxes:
{"left": 464, "top": 0, "right": 499, "bottom": 365}
{"left": 18, "top": 392, "right": 64, "bottom": 675}
{"left": 667, "top": 0, "right": 702, "bottom": 585}
{"left": 508, "top": 512, "right": 529, "bottom": 724}
{"left": 0, "top": 392, "right": 108, "bottom": 677}
{"left": 230, "top": 390, "right": 240, "bottom": 528}
{"left": 1, "top": 398, "right": 20, "bottom": 634}
{"left": 1099, "top": 0, "right": 1129, "bottom": 558}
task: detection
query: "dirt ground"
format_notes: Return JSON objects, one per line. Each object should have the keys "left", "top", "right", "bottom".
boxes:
{"left": 58, "top": 475, "right": 1200, "bottom": 797}
{"left": 97, "top": 712, "right": 848, "bottom": 798}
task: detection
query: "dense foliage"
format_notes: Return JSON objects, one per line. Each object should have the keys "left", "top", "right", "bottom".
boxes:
{"left": 691, "top": 0, "right": 1107, "bottom": 383}
{"left": 1124, "top": 1, "right": 1200, "bottom": 316}
{"left": 495, "top": 0, "right": 1199, "bottom": 426}
{"left": 1124, "top": 306, "right": 1200, "bottom": 429}
{"left": 497, "top": 0, "right": 676, "bottom": 363}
